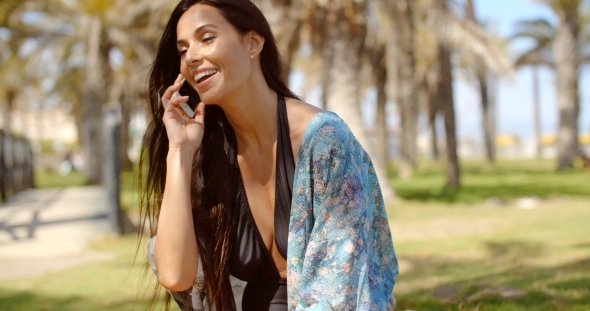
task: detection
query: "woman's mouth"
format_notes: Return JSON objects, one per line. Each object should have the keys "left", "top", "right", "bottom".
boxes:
{"left": 194, "top": 69, "right": 218, "bottom": 85}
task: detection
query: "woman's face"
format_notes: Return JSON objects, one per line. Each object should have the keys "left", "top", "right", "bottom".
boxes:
{"left": 176, "top": 4, "right": 254, "bottom": 104}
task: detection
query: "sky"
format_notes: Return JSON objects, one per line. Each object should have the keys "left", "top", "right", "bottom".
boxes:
{"left": 456, "top": 0, "right": 590, "bottom": 141}
{"left": 291, "top": 0, "right": 590, "bottom": 144}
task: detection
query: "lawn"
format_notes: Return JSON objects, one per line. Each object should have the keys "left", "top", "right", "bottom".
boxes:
{"left": 34, "top": 168, "right": 141, "bottom": 213}
{"left": 390, "top": 159, "right": 590, "bottom": 203}
{"left": 0, "top": 236, "right": 166, "bottom": 311}
{"left": 388, "top": 199, "right": 590, "bottom": 311}
{"left": 0, "top": 198, "right": 587, "bottom": 310}
{"left": 12, "top": 159, "right": 587, "bottom": 310}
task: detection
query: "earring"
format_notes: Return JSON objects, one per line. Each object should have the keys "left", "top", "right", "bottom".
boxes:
{"left": 250, "top": 55, "right": 254, "bottom": 59}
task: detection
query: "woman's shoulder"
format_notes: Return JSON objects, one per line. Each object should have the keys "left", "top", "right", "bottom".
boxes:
{"left": 285, "top": 98, "right": 357, "bottom": 157}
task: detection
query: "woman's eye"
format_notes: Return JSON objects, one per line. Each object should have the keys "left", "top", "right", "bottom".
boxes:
{"left": 202, "top": 35, "right": 216, "bottom": 43}
{"left": 179, "top": 49, "right": 187, "bottom": 56}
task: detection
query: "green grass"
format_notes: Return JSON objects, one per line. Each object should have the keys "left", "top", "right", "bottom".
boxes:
{"left": 390, "top": 159, "right": 590, "bottom": 203}
{"left": 0, "top": 199, "right": 587, "bottom": 310}
{"left": 35, "top": 159, "right": 590, "bottom": 207}
{"left": 11, "top": 159, "right": 586, "bottom": 310}
{"left": 0, "top": 236, "right": 166, "bottom": 311}
{"left": 121, "top": 170, "right": 141, "bottom": 213}
{"left": 388, "top": 199, "right": 590, "bottom": 311}
{"left": 34, "top": 169, "right": 140, "bottom": 213}
{"left": 34, "top": 169, "right": 87, "bottom": 189}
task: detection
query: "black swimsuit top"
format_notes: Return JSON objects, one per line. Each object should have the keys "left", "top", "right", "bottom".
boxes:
{"left": 229, "top": 95, "right": 294, "bottom": 310}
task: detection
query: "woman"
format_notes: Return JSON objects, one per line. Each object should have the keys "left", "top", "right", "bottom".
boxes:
{"left": 140, "top": 0, "right": 398, "bottom": 310}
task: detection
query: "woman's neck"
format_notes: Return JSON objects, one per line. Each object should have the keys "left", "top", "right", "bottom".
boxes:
{"left": 220, "top": 73, "right": 278, "bottom": 154}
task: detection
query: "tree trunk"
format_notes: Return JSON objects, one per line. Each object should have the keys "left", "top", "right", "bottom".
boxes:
{"left": 323, "top": 7, "right": 395, "bottom": 201}
{"left": 2, "top": 88, "right": 16, "bottom": 133}
{"left": 480, "top": 71, "right": 495, "bottom": 163}
{"left": 466, "top": 0, "right": 495, "bottom": 164}
{"left": 119, "top": 97, "right": 134, "bottom": 171}
{"left": 81, "top": 16, "right": 111, "bottom": 184}
{"left": 553, "top": 20, "right": 580, "bottom": 170}
{"left": 426, "top": 78, "right": 439, "bottom": 162}
{"left": 532, "top": 65, "right": 542, "bottom": 159}
{"left": 435, "top": 0, "right": 460, "bottom": 187}
{"left": 373, "top": 44, "right": 389, "bottom": 168}
{"left": 257, "top": 0, "right": 301, "bottom": 81}
{"left": 438, "top": 44, "right": 461, "bottom": 187}
{"left": 391, "top": 0, "right": 418, "bottom": 179}
{"left": 488, "top": 72, "right": 497, "bottom": 158}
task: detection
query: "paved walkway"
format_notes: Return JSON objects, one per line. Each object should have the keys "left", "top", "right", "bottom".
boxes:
{"left": 0, "top": 187, "right": 118, "bottom": 280}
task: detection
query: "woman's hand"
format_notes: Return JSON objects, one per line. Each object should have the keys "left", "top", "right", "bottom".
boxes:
{"left": 161, "top": 74, "right": 206, "bottom": 155}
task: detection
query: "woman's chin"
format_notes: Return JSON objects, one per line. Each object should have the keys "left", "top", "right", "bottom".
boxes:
{"left": 198, "top": 92, "right": 224, "bottom": 106}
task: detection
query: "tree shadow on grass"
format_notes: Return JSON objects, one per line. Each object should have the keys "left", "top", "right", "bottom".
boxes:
{"left": 0, "top": 290, "right": 156, "bottom": 311}
{"left": 395, "top": 183, "right": 588, "bottom": 203}
{"left": 396, "top": 240, "right": 590, "bottom": 311}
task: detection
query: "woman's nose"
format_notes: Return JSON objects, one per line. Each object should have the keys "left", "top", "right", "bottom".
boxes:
{"left": 185, "top": 46, "right": 203, "bottom": 65}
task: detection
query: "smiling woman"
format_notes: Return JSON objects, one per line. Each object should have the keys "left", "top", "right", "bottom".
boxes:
{"left": 138, "top": 1, "right": 398, "bottom": 310}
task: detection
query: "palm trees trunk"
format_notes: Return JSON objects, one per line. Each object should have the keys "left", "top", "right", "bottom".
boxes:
{"left": 2, "top": 88, "right": 16, "bottom": 133}
{"left": 553, "top": 19, "right": 580, "bottom": 170}
{"left": 323, "top": 8, "right": 395, "bottom": 201}
{"left": 257, "top": 0, "right": 301, "bottom": 81}
{"left": 119, "top": 97, "right": 134, "bottom": 171}
{"left": 488, "top": 72, "right": 497, "bottom": 158}
{"left": 81, "top": 16, "right": 111, "bottom": 184}
{"left": 437, "top": 44, "right": 461, "bottom": 187}
{"left": 426, "top": 78, "right": 440, "bottom": 162}
{"left": 373, "top": 45, "right": 389, "bottom": 168}
{"left": 436, "top": 0, "right": 460, "bottom": 187}
{"left": 532, "top": 65, "right": 542, "bottom": 159}
{"left": 391, "top": 0, "right": 418, "bottom": 179}
{"left": 479, "top": 71, "right": 495, "bottom": 163}
{"left": 466, "top": 0, "right": 495, "bottom": 164}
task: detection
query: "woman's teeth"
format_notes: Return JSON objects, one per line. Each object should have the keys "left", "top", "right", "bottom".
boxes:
{"left": 194, "top": 69, "right": 218, "bottom": 83}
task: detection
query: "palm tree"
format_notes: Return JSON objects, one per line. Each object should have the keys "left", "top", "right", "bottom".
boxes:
{"left": 37, "top": 0, "right": 169, "bottom": 183}
{"left": 296, "top": 0, "right": 396, "bottom": 201}
{"left": 386, "top": 0, "right": 419, "bottom": 179}
{"left": 0, "top": 0, "right": 55, "bottom": 133}
{"left": 390, "top": 0, "right": 513, "bottom": 187}
{"left": 535, "top": 0, "right": 589, "bottom": 170}
{"left": 254, "top": 0, "right": 302, "bottom": 81}
{"left": 369, "top": 43, "right": 390, "bottom": 174}
{"left": 511, "top": 19, "right": 555, "bottom": 159}
{"left": 466, "top": 0, "right": 496, "bottom": 164}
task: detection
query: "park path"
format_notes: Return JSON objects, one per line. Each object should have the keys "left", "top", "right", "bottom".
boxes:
{"left": 0, "top": 187, "right": 118, "bottom": 280}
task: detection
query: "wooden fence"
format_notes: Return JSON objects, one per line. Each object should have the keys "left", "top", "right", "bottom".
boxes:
{"left": 0, "top": 131, "right": 35, "bottom": 202}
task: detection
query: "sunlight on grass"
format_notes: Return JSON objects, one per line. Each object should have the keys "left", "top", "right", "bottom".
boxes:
{"left": 0, "top": 236, "right": 167, "bottom": 311}
{"left": 389, "top": 199, "right": 590, "bottom": 311}
{"left": 15, "top": 159, "right": 588, "bottom": 310}
{"left": 390, "top": 159, "right": 590, "bottom": 203}
{"left": 34, "top": 169, "right": 87, "bottom": 189}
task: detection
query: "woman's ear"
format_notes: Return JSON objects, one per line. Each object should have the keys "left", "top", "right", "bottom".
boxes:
{"left": 247, "top": 31, "right": 265, "bottom": 58}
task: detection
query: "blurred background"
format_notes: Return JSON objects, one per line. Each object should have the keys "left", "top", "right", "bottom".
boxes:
{"left": 0, "top": 0, "right": 589, "bottom": 310}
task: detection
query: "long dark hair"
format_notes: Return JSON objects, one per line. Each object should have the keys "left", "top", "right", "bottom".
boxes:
{"left": 138, "top": 0, "right": 299, "bottom": 309}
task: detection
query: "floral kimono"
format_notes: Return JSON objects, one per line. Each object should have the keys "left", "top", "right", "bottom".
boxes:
{"left": 147, "top": 111, "right": 398, "bottom": 310}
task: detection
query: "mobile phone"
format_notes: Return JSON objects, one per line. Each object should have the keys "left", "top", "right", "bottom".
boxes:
{"left": 172, "top": 78, "right": 196, "bottom": 118}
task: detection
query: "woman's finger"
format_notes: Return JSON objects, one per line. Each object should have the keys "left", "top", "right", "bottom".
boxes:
{"left": 165, "top": 96, "right": 190, "bottom": 113}
{"left": 161, "top": 74, "right": 185, "bottom": 106}
{"left": 194, "top": 102, "right": 206, "bottom": 122}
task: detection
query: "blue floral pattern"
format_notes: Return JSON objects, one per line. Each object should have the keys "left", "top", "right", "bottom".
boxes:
{"left": 147, "top": 111, "right": 398, "bottom": 310}
{"left": 287, "top": 112, "right": 397, "bottom": 310}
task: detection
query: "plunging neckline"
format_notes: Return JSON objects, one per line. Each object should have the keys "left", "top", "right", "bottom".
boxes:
{"left": 234, "top": 166, "right": 284, "bottom": 278}
{"left": 232, "top": 94, "right": 295, "bottom": 280}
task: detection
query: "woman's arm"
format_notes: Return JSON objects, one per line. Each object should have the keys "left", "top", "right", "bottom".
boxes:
{"left": 154, "top": 74, "right": 206, "bottom": 292}
{"left": 154, "top": 148, "right": 200, "bottom": 292}
{"left": 288, "top": 113, "right": 398, "bottom": 310}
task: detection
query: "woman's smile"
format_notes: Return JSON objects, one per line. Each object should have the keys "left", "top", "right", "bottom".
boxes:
{"left": 193, "top": 68, "right": 218, "bottom": 88}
